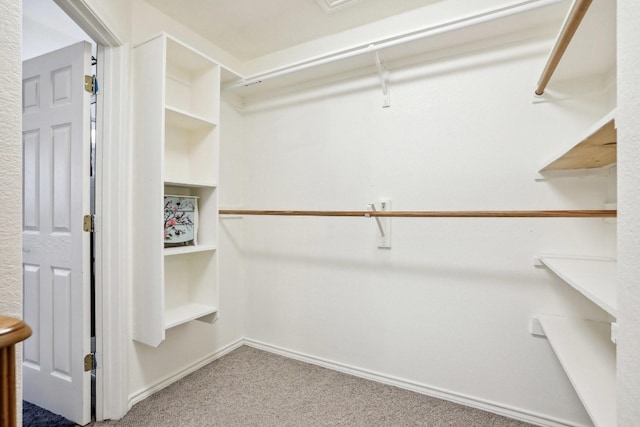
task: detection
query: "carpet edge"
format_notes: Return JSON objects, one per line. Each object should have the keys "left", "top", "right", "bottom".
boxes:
{"left": 243, "top": 338, "right": 587, "bottom": 427}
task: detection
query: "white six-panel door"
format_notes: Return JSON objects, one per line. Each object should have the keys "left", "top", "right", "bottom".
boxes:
{"left": 22, "top": 41, "right": 92, "bottom": 426}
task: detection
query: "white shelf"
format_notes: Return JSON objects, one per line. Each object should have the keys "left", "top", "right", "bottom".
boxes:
{"left": 165, "top": 179, "right": 217, "bottom": 188}
{"left": 164, "top": 243, "right": 217, "bottom": 256}
{"left": 538, "top": 316, "right": 616, "bottom": 427}
{"left": 165, "top": 303, "right": 218, "bottom": 329}
{"left": 165, "top": 106, "right": 217, "bottom": 130}
{"left": 165, "top": 245, "right": 217, "bottom": 256}
{"left": 538, "top": 255, "right": 617, "bottom": 317}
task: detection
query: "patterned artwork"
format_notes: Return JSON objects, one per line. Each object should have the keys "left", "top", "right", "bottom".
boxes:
{"left": 164, "top": 196, "right": 197, "bottom": 246}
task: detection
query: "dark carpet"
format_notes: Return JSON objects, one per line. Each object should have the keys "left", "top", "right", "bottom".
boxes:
{"left": 23, "top": 401, "right": 76, "bottom": 427}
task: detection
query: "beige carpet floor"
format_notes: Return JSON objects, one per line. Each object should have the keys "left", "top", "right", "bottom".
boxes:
{"left": 90, "top": 345, "right": 536, "bottom": 426}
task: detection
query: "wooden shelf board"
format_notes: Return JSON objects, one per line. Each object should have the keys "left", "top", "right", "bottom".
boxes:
{"left": 165, "top": 303, "right": 218, "bottom": 329}
{"left": 540, "top": 111, "right": 616, "bottom": 172}
{"left": 538, "top": 255, "right": 617, "bottom": 317}
{"left": 164, "top": 244, "right": 217, "bottom": 256}
{"left": 538, "top": 316, "right": 616, "bottom": 427}
{"left": 165, "top": 106, "right": 217, "bottom": 130}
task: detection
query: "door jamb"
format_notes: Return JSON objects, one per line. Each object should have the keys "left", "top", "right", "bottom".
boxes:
{"left": 53, "top": 0, "right": 130, "bottom": 420}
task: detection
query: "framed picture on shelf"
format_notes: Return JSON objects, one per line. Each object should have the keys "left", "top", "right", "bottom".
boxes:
{"left": 164, "top": 195, "right": 198, "bottom": 247}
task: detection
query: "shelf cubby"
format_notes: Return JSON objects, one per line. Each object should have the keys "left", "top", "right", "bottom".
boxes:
{"left": 164, "top": 251, "right": 218, "bottom": 329}
{"left": 165, "top": 37, "right": 220, "bottom": 122}
{"left": 164, "top": 184, "right": 218, "bottom": 249}
{"left": 164, "top": 109, "right": 218, "bottom": 186}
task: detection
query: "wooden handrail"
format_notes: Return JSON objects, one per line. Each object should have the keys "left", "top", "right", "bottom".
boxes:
{"left": 0, "top": 316, "right": 32, "bottom": 427}
{"left": 220, "top": 209, "right": 616, "bottom": 218}
{"left": 535, "top": 0, "right": 592, "bottom": 95}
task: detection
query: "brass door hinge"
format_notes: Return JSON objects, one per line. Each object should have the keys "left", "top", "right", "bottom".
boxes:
{"left": 83, "top": 214, "right": 94, "bottom": 232}
{"left": 84, "top": 75, "right": 96, "bottom": 93}
{"left": 84, "top": 353, "right": 95, "bottom": 372}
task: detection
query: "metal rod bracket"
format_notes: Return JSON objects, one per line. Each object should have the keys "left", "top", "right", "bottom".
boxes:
{"left": 369, "top": 45, "right": 390, "bottom": 108}
{"left": 368, "top": 200, "right": 391, "bottom": 248}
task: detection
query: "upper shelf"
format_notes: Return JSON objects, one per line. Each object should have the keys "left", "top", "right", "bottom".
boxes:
{"left": 537, "top": 255, "right": 617, "bottom": 317}
{"left": 222, "top": 1, "right": 570, "bottom": 100}
{"left": 539, "top": 109, "right": 616, "bottom": 173}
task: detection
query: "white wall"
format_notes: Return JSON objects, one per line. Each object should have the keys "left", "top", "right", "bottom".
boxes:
{"left": 617, "top": 0, "right": 640, "bottom": 424}
{"left": 237, "top": 35, "right": 615, "bottom": 425}
{"left": 0, "top": 0, "right": 25, "bottom": 425}
{"left": 0, "top": 0, "right": 22, "bottom": 319}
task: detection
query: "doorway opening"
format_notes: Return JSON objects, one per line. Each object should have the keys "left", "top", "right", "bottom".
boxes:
{"left": 22, "top": 0, "right": 99, "bottom": 424}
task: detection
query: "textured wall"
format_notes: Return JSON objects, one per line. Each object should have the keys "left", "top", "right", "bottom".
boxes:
{"left": 617, "top": 0, "right": 640, "bottom": 424}
{"left": 0, "top": 0, "right": 24, "bottom": 424}
{"left": 0, "top": 1, "right": 23, "bottom": 321}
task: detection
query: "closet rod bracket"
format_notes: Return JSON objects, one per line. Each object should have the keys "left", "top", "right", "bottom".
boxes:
{"left": 367, "top": 200, "right": 391, "bottom": 248}
{"left": 369, "top": 45, "right": 390, "bottom": 108}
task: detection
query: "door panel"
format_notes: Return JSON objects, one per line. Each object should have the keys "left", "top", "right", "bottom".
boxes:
{"left": 22, "top": 41, "right": 92, "bottom": 426}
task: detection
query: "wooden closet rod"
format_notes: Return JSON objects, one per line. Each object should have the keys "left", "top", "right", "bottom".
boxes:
{"left": 220, "top": 209, "right": 616, "bottom": 218}
{"left": 535, "top": 0, "right": 592, "bottom": 95}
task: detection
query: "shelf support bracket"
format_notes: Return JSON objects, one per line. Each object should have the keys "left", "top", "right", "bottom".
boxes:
{"left": 369, "top": 45, "right": 390, "bottom": 108}
{"left": 367, "top": 200, "right": 391, "bottom": 248}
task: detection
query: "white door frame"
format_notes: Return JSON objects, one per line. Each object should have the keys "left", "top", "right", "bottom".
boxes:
{"left": 53, "top": 0, "right": 130, "bottom": 420}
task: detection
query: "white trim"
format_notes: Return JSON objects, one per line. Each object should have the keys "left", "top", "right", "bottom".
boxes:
{"left": 54, "top": 0, "right": 131, "bottom": 421}
{"left": 128, "top": 339, "right": 244, "bottom": 408}
{"left": 54, "top": 0, "right": 122, "bottom": 46}
{"left": 243, "top": 339, "right": 586, "bottom": 427}
{"left": 93, "top": 43, "right": 131, "bottom": 421}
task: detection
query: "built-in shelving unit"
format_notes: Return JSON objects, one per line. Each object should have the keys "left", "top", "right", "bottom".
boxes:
{"left": 539, "top": 109, "right": 616, "bottom": 173}
{"left": 537, "top": 255, "right": 617, "bottom": 317}
{"left": 533, "top": 1, "right": 617, "bottom": 424}
{"left": 132, "top": 33, "right": 220, "bottom": 347}
{"left": 535, "top": 109, "right": 618, "bottom": 424}
{"left": 534, "top": 112, "right": 618, "bottom": 426}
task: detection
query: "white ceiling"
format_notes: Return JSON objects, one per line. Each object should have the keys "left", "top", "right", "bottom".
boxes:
{"left": 143, "top": 0, "right": 438, "bottom": 61}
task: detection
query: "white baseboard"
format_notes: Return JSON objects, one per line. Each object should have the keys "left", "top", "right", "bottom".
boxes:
{"left": 243, "top": 338, "right": 586, "bottom": 427}
{"left": 127, "top": 338, "right": 244, "bottom": 408}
